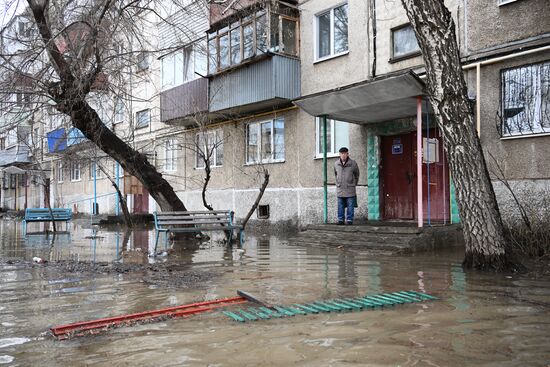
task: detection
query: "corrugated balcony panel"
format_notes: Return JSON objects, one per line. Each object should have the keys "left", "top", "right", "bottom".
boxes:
{"left": 160, "top": 78, "right": 209, "bottom": 122}
{"left": 0, "top": 144, "right": 31, "bottom": 166}
{"left": 158, "top": 1, "right": 209, "bottom": 50}
{"left": 209, "top": 55, "right": 300, "bottom": 113}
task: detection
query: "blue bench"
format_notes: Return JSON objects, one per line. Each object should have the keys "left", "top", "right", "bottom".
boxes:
{"left": 153, "top": 210, "right": 244, "bottom": 247}
{"left": 23, "top": 208, "right": 72, "bottom": 234}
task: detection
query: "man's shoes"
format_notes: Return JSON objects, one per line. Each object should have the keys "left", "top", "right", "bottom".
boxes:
{"left": 338, "top": 221, "right": 345, "bottom": 225}
{"left": 346, "top": 222, "right": 353, "bottom": 225}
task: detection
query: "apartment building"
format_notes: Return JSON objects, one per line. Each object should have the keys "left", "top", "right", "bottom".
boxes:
{"left": 461, "top": 0, "right": 550, "bottom": 219}
{"left": 2, "top": 0, "right": 548, "bottom": 228}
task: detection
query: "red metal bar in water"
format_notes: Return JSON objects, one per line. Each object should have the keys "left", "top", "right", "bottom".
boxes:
{"left": 51, "top": 296, "right": 247, "bottom": 338}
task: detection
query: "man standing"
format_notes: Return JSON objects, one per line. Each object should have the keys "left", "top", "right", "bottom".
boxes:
{"left": 334, "top": 147, "right": 360, "bottom": 225}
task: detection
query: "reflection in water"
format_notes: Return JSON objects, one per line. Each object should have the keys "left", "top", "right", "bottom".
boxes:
{"left": 0, "top": 218, "right": 549, "bottom": 366}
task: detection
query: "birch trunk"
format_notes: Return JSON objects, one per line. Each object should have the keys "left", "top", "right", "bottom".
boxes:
{"left": 27, "top": 0, "right": 187, "bottom": 213}
{"left": 400, "top": 0, "right": 518, "bottom": 270}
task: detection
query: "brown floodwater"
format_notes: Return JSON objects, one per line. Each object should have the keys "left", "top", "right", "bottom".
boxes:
{"left": 0, "top": 218, "right": 549, "bottom": 366}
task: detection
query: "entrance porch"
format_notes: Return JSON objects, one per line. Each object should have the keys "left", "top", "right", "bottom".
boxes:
{"left": 294, "top": 71, "right": 460, "bottom": 227}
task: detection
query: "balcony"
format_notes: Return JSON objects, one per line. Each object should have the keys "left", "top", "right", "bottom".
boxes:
{"left": 0, "top": 144, "right": 31, "bottom": 167}
{"left": 159, "top": 78, "right": 209, "bottom": 125}
{"left": 209, "top": 54, "right": 300, "bottom": 115}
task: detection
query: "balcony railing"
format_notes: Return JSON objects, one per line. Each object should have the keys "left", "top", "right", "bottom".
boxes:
{"left": 209, "top": 54, "right": 300, "bottom": 114}
{"left": 160, "top": 78, "right": 209, "bottom": 124}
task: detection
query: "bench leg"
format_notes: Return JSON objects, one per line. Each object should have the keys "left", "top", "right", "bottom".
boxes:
{"left": 228, "top": 229, "right": 233, "bottom": 244}
{"left": 154, "top": 230, "right": 160, "bottom": 254}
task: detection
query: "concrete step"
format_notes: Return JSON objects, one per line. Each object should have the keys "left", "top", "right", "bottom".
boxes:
{"left": 306, "top": 224, "right": 422, "bottom": 235}
{"left": 289, "top": 237, "right": 411, "bottom": 252}
{"left": 291, "top": 230, "right": 416, "bottom": 245}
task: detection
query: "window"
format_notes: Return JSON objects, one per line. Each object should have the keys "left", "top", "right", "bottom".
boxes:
{"left": 246, "top": 118, "right": 284, "bottom": 164}
{"left": 316, "top": 3, "right": 348, "bottom": 60}
{"left": 89, "top": 162, "right": 105, "bottom": 180}
{"left": 207, "top": 7, "right": 298, "bottom": 74}
{"left": 315, "top": 118, "right": 350, "bottom": 157}
{"left": 57, "top": 162, "right": 64, "bottom": 182}
{"left": 501, "top": 61, "right": 550, "bottom": 137}
{"left": 114, "top": 98, "right": 125, "bottom": 124}
{"left": 391, "top": 24, "right": 420, "bottom": 60}
{"left": 165, "top": 139, "right": 177, "bottom": 171}
{"left": 196, "top": 130, "right": 223, "bottom": 168}
{"left": 70, "top": 162, "right": 81, "bottom": 181}
{"left": 161, "top": 41, "right": 206, "bottom": 89}
{"left": 17, "top": 20, "right": 31, "bottom": 38}
{"left": 137, "top": 52, "right": 150, "bottom": 71}
{"left": 135, "top": 109, "right": 150, "bottom": 129}
{"left": 15, "top": 93, "right": 31, "bottom": 108}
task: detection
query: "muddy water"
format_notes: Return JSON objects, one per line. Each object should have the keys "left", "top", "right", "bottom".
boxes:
{"left": 0, "top": 218, "right": 549, "bottom": 366}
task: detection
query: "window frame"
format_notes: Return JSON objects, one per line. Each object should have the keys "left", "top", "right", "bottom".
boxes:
{"left": 136, "top": 51, "right": 150, "bottom": 72}
{"left": 314, "top": 2, "right": 349, "bottom": 63}
{"left": 315, "top": 118, "right": 350, "bottom": 158}
{"left": 57, "top": 162, "right": 64, "bottom": 183}
{"left": 195, "top": 130, "right": 223, "bottom": 169}
{"left": 88, "top": 161, "right": 106, "bottom": 180}
{"left": 164, "top": 139, "right": 178, "bottom": 172}
{"left": 70, "top": 162, "right": 81, "bottom": 182}
{"left": 245, "top": 118, "right": 285, "bottom": 165}
{"left": 500, "top": 60, "right": 550, "bottom": 138}
{"left": 160, "top": 40, "right": 206, "bottom": 90}
{"left": 390, "top": 23, "right": 421, "bottom": 62}
{"left": 135, "top": 109, "right": 151, "bottom": 129}
{"left": 114, "top": 98, "right": 125, "bottom": 124}
{"left": 207, "top": 8, "right": 298, "bottom": 75}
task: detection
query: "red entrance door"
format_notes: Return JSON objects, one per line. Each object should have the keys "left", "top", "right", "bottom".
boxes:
{"left": 133, "top": 188, "right": 149, "bottom": 214}
{"left": 381, "top": 130, "right": 450, "bottom": 222}
{"left": 381, "top": 134, "right": 415, "bottom": 219}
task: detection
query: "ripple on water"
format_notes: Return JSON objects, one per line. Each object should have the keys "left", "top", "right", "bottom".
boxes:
{"left": 0, "top": 337, "right": 30, "bottom": 348}
{"left": 0, "top": 355, "right": 14, "bottom": 364}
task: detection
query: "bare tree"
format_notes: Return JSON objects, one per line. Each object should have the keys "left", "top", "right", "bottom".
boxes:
{"left": 0, "top": 0, "right": 196, "bottom": 213}
{"left": 400, "top": 0, "right": 519, "bottom": 270}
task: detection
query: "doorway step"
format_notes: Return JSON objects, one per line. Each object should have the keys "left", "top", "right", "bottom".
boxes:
{"left": 289, "top": 222, "right": 462, "bottom": 253}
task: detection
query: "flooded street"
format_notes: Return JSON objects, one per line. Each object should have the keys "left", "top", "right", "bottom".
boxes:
{"left": 0, "top": 218, "right": 549, "bottom": 366}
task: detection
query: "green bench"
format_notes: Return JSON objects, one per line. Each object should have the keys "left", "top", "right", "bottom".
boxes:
{"left": 153, "top": 210, "right": 244, "bottom": 247}
{"left": 23, "top": 208, "right": 72, "bottom": 234}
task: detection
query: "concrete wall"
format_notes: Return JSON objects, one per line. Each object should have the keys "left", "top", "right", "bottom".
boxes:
{"left": 373, "top": 0, "right": 460, "bottom": 76}
{"left": 150, "top": 108, "right": 369, "bottom": 225}
{"left": 468, "top": 51, "right": 550, "bottom": 181}
{"left": 465, "top": 0, "right": 550, "bottom": 55}
{"left": 299, "top": 0, "right": 370, "bottom": 95}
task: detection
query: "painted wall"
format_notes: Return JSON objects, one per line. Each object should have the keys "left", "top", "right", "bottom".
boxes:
{"left": 464, "top": 0, "right": 550, "bottom": 55}
{"left": 299, "top": 0, "right": 370, "bottom": 96}
{"left": 469, "top": 51, "right": 550, "bottom": 181}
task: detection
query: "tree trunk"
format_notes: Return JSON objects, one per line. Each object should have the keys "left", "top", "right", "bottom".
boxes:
{"left": 242, "top": 169, "right": 270, "bottom": 229}
{"left": 27, "top": 0, "right": 187, "bottom": 214}
{"left": 400, "top": 0, "right": 518, "bottom": 271}
{"left": 65, "top": 100, "right": 187, "bottom": 212}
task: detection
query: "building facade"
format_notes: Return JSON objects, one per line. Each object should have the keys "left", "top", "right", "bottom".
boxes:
{"left": 1, "top": 0, "right": 548, "bottom": 228}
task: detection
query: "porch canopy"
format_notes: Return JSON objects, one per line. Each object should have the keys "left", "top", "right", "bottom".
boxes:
{"left": 293, "top": 70, "right": 427, "bottom": 228}
{"left": 293, "top": 70, "right": 426, "bottom": 124}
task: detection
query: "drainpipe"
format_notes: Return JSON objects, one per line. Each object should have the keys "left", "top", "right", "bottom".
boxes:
{"left": 322, "top": 115, "right": 328, "bottom": 224}
{"left": 115, "top": 162, "right": 120, "bottom": 216}
{"left": 462, "top": 44, "right": 550, "bottom": 137}
{"left": 93, "top": 160, "right": 97, "bottom": 215}
{"left": 371, "top": 0, "right": 377, "bottom": 78}
{"left": 416, "top": 96, "right": 423, "bottom": 228}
